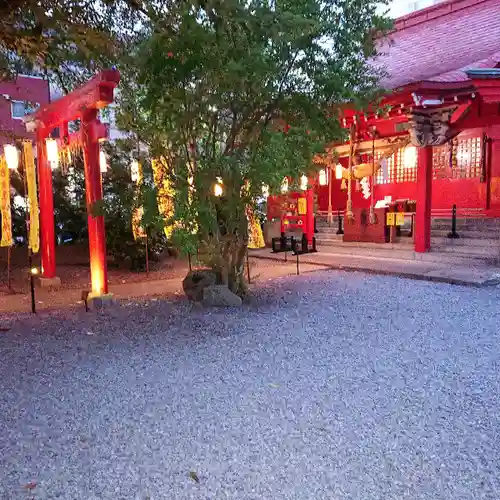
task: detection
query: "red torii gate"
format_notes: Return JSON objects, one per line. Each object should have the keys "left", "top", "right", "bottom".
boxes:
{"left": 24, "top": 69, "right": 120, "bottom": 296}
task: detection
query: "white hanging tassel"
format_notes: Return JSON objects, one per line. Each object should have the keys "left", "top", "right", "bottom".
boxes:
{"left": 380, "top": 158, "right": 388, "bottom": 182}
{"left": 360, "top": 177, "right": 371, "bottom": 200}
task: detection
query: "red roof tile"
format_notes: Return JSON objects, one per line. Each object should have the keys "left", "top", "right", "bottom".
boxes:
{"left": 376, "top": 0, "right": 500, "bottom": 89}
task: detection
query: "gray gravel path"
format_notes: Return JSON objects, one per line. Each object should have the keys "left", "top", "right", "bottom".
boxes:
{"left": 1, "top": 270, "right": 500, "bottom": 500}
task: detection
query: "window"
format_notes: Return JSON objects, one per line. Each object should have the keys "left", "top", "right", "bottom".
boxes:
{"left": 374, "top": 146, "right": 417, "bottom": 185}
{"left": 374, "top": 150, "right": 394, "bottom": 185}
{"left": 11, "top": 100, "right": 39, "bottom": 119}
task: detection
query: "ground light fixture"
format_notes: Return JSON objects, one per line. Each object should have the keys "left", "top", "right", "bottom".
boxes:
{"left": 30, "top": 267, "right": 38, "bottom": 313}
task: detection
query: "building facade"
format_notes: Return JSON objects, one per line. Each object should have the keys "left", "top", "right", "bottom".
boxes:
{"left": 0, "top": 75, "right": 50, "bottom": 146}
{"left": 266, "top": 0, "right": 500, "bottom": 257}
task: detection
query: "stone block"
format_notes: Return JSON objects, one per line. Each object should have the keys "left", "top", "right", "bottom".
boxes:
{"left": 182, "top": 269, "right": 217, "bottom": 302}
{"left": 87, "top": 293, "right": 116, "bottom": 311}
{"left": 202, "top": 285, "right": 242, "bottom": 307}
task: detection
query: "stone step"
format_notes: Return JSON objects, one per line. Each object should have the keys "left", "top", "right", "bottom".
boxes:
{"left": 431, "top": 244, "right": 500, "bottom": 257}
{"left": 431, "top": 229, "right": 500, "bottom": 240}
{"left": 318, "top": 234, "right": 500, "bottom": 249}
{"left": 316, "top": 238, "right": 413, "bottom": 249}
{"left": 317, "top": 246, "right": 499, "bottom": 266}
{"left": 431, "top": 220, "right": 500, "bottom": 230}
{"left": 316, "top": 242, "right": 418, "bottom": 261}
{"left": 420, "top": 252, "right": 499, "bottom": 266}
{"left": 431, "top": 236, "right": 500, "bottom": 247}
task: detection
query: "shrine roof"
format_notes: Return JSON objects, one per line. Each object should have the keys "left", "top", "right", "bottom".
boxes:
{"left": 375, "top": 0, "right": 500, "bottom": 90}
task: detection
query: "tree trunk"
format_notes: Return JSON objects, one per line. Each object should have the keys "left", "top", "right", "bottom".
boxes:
{"left": 227, "top": 238, "right": 248, "bottom": 296}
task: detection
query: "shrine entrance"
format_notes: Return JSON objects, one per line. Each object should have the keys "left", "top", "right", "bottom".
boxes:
{"left": 24, "top": 69, "right": 120, "bottom": 296}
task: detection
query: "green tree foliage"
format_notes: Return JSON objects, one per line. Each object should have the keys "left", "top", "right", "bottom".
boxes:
{"left": 100, "top": 139, "right": 168, "bottom": 270}
{"left": 118, "top": 0, "right": 391, "bottom": 295}
{"left": 0, "top": 0, "right": 145, "bottom": 89}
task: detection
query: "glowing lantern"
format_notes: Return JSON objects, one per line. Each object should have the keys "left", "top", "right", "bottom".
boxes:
{"left": 130, "top": 160, "right": 140, "bottom": 182}
{"left": 335, "top": 164, "right": 343, "bottom": 180}
{"left": 46, "top": 139, "right": 59, "bottom": 169}
{"left": 281, "top": 177, "right": 289, "bottom": 193}
{"left": 403, "top": 146, "right": 417, "bottom": 169}
{"left": 261, "top": 184, "right": 269, "bottom": 198}
{"left": 99, "top": 150, "right": 108, "bottom": 173}
{"left": 4, "top": 144, "right": 19, "bottom": 170}
{"left": 300, "top": 175, "right": 308, "bottom": 190}
{"left": 214, "top": 177, "right": 223, "bottom": 197}
{"left": 319, "top": 169, "right": 327, "bottom": 186}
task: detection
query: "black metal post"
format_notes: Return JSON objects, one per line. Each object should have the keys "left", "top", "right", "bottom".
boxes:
{"left": 246, "top": 250, "right": 251, "bottom": 284}
{"left": 447, "top": 204, "right": 459, "bottom": 239}
{"left": 280, "top": 232, "right": 286, "bottom": 251}
{"left": 312, "top": 236, "right": 317, "bottom": 253}
{"left": 314, "top": 217, "right": 318, "bottom": 233}
{"left": 296, "top": 251, "right": 299, "bottom": 275}
{"left": 29, "top": 255, "right": 36, "bottom": 314}
{"left": 336, "top": 210, "right": 344, "bottom": 235}
{"left": 188, "top": 252, "right": 192, "bottom": 271}
{"left": 81, "top": 290, "right": 90, "bottom": 312}
{"left": 301, "top": 233, "right": 308, "bottom": 253}
{"left": 30, "top": 274, "right": 36, "bottom": 314}
{"left": 7, "top": 247, "right": 12, "bottom": 292}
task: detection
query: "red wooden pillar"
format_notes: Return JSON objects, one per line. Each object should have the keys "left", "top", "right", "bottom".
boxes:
{"left": 36, "top": 128, "right": 57, "bottom": 278}
{"left": 415, "top": 146, "right": 433, "bottom": 253}
{"left": 81, "top": 110, "right": 109, "bottom": 295}
{"left": 305, "top": 188, "right": 315, "bottom": 243}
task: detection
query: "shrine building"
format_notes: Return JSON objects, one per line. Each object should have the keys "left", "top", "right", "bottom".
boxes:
{"left": 268, "top": 0, "right": 500, "bottom": 261}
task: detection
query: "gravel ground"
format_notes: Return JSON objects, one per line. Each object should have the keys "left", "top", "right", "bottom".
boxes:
{"left": 1, "top": 270, "right": 500, "bottom": 500}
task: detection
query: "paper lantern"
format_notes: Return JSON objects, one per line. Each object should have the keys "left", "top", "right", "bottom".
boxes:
{"left": 318, "top": 169, "right": 327, "bottom": 186}
{"left": 4, "top": 144, "right": 19, "bottom": 170}
{"left": 300, "top": 175, "right": 308, "bottom": 190}
{"left": 403, "top": 146, "right": 417, "bottom": 169}
{"left": 261, "top": 184, "right": 269, "bottom": 198}
{"left": 335, "top": 164, "right": 343, "bottom": 180}
{"left": 130, "top": 160, "right": 139, "bottom": 182}
{"left": 281, "top": 177, "right": 288, "bottom": 193}
{"left": 99, "top": 150, "right": 108, "bottom": 173}
{"left": 214, "top": 177, "right": 223, "bottom": 197}
{"left": 46, "top": 139, "right": 59, "bottom": 169}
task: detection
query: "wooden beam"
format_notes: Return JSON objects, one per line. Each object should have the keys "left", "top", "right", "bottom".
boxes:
{"left": 320, "top": 136, "right": 410, "bottom": 159}
{"left": 24, "top": 69, "right": 120, "bottom": 132}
